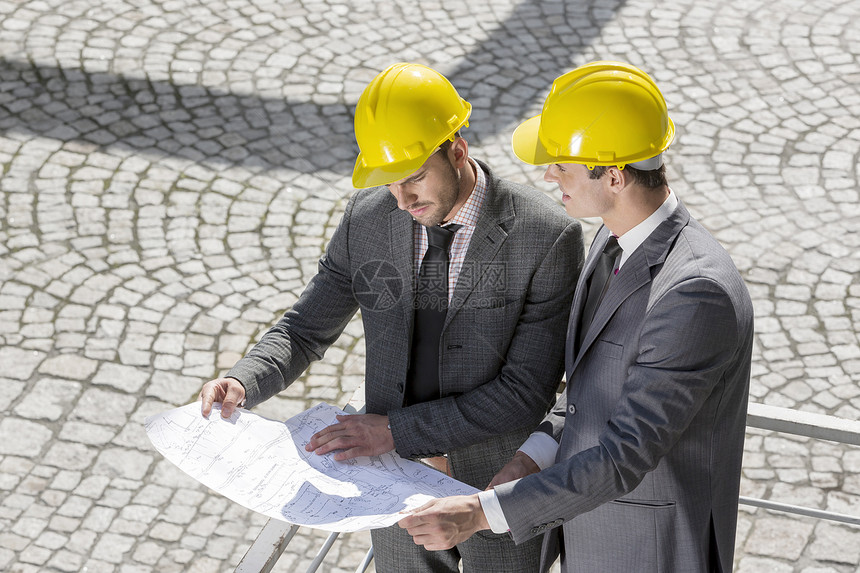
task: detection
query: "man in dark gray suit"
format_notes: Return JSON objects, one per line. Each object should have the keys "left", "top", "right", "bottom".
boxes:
{"left": 199, "top": 62, "right": 584, "bottom": 572}
{"left": 400, "top": 61, "right": 754, "bottom": 573}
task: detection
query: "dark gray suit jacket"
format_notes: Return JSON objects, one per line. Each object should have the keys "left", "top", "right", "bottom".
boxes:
{"left": 494, "top": 201, "right": 754, "bottom": 572}
{"left": 228, "top": 160, "right": 584, "bottom": 490}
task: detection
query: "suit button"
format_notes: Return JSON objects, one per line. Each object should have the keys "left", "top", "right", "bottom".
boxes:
{"left": 568, "top": 404, "right": 576, "bottom": 415}
{"left": 397, "top": 383, "right": 404, "bottom": 392}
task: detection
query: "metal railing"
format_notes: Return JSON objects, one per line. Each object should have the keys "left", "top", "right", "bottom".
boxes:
{"left": 236, "top": 401, "right": 860, "bottom": 572}
{"left": 739, "top": 402, "right": 860, "bottom": 526}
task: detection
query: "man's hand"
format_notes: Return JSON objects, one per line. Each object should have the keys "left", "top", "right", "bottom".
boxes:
{"left": 486, "top": 451, "right": 540, "bottom": 489}
{"left": 398, "top": 495, "right": 489, "bottom": 550}
{"left": 199, "top": 377, "right": 246, "bottom": 418}
{"left": 306, "top": 414, "right": 394, "bottom": 461}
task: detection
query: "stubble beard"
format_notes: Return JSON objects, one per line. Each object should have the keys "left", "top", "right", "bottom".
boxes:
{"left": 414, "top": 159, "right": 461, "bottom": 227}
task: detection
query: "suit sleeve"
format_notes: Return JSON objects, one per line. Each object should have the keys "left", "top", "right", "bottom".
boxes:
{"left": 494, "top": 275, "right": 743, "bottom": 543}
{"left": 388, "top": 220, "right": 584, "bottom": 457}
{"left": 226, "top": 192, "right": 360, "bottom": 408}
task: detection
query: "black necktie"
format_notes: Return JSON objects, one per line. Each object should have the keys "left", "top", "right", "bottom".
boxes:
{"left": 578, "top": 236, "right": 622, "bottom": 348}
{"left": 406, "top": 224, "right": 461, "bottom": 405}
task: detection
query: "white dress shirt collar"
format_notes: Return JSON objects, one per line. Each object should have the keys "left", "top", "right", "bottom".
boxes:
{"left": 615, "top": 189, "right": 678, "bottom": 270}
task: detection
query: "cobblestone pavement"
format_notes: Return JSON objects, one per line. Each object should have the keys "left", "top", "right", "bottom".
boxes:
{"left": 1, "top": 0, "right": 859, "bottom": 571}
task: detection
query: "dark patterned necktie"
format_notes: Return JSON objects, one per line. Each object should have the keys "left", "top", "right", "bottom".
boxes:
{"left": 406, "top": 223, "right": 461, "bottom": 405}
{"left": 578, "top": 236, "right": 622, "bottom": 348}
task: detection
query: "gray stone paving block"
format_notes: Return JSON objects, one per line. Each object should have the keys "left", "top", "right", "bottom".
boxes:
{"left": 0, "top": 418, "right": 52, "bottom": 457}
{"left": 91, "top": 532, "right": 136, "bottom": 563}
{"left": 11, "top": 516, "right": 47, "bottom": 539}
{"left": 0, "top": 347, "right": 46, "bottom": 380}
{"left": 808, "top": 522, "right": 860, "bottom": 565}
{"left": 180, "top": 533, "right": 206, "bottom": 550}
{"left": 70, "top": 388, "right": 137, "bottom": 428}
{"left": 145, "top": 371, "right": 202, "bottom": 405}
{"left": 132, "top": 484, "right": 173, "bottom": 507}
{"left": 0, "top": 380, "right": 26, "bottom": 409}
{"left": 744, "top": 517, "right": 815, "bottom": 561}
{"left": 149, "top": 459, "right": 199, "bottom": 490}
{"left": 46, "top": 550, "right": 85, "bottom": 572}
{"left": 91, "top": 448, "right": 154, "bottom": 481}
{"left": 14, "top": 378, "right": 81, "bottom": 421}
{"left": 161, "top": 504, "right": 197, "bottom": 526}
{"left": 81, "top": 506, "right": 117, "bottom": 533}
{"left": 21, "top": 502, "right": 53, "bottom": 521}
{"left": 37, "top": 354, "right": 98, "bottom": 380}
{"left": 149, "top": 521, "right": 184, "bottom": 542}
{"left": 824, "top": 490, "right": 860, "bottom": 517}
{"left": 18, "top": 545, "right": 51, "bottom": 566}
{"left": 54, "top": 494, "right": 92, "bottom": 520}
{"left": 40, "top": 490, "right": 67, "bottom": 508}
{"left": 0, "top": 548, "right": 13, "bottom": 570}
{"left": 48, "top": 472, "right": 81, "bottom": 494}
{"left": 79, "top": 557, "right": 117, "bottom": 573}
{"left": 41, "top": 441, "right": 97, "bottom": 472}
{"left": 186, "top": 515, "right": 219, "bottom": 537}
{"left": 132, "top": 541, "right": 165, "bottom": 565}
{"left": 65, "top": 529, "right": 97, "bottom": 556}
{"left": 120, "top": 504, "right": 160, "bottom": 525}
{"left": 17, "top": 474, "right": 48, "bottom": 496}
{"left": 59, "top": 422, "right": 116, "bottom": 446}
{"left": 0, "top": 474, "right": 21, "bottom": 491}
{"left": 91, "top": 362, "right": 150, "bottom": 393}
{"left": 46, "top": 515, "right": 79, "bottom": 533}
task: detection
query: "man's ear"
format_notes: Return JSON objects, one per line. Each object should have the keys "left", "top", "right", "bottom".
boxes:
{"left": 605, "top": 166, "right": 629, "bottom": 193}
{"left": 449, "top": 137, "right": 469, "bottom": 168}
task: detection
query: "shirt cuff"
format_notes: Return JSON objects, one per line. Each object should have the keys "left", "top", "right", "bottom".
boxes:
{"left": 478, "top": 490, "right": 509, "bottom": 534}
{"left": 517, "top": 431, "right": 559, "bottom": 470}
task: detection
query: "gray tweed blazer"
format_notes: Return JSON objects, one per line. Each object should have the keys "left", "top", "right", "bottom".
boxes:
{"left": 228, "top": 160, "right": 584, "bottom": 490}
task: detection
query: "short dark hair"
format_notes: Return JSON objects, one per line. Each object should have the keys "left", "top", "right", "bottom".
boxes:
{"left": 438, "top": 132, "right": 461, "bottom": 153}
{"left": 588, "top": 164, "right": 667, "bottom": 189}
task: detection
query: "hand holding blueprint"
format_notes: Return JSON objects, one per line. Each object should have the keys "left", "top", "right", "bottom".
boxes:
{"left": 145, "top": 402, "right": 479, "bottom": 532}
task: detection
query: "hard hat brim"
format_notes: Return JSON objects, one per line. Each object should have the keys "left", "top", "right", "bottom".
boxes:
{"left": 352, "top": 154, "right": 426, "bottom": 189}
{"left": 511, "top": 115, "right": 557, "bottom": 166}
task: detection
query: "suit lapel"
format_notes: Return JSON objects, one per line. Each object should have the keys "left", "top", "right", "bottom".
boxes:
{"left": 564, "top": 228, "right": 608, "bottom": 375}
{"left": 569, "top": 202, "right": 692, "bottom": 374}
{"left": 389, "top": 207, "right": 415, "bottom": 332}
{"left": 445, "top": 164, "right": 512, "bottom": 327}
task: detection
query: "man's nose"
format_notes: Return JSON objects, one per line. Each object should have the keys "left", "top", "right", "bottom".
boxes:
{"left": 390, "top": 185, "right": 417, "bottom": 210}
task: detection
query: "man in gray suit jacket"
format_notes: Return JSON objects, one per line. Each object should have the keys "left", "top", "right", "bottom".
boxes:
{"left": 199, "top": 63, "right": 584, "bottom": 571}
{"left": 400, "top": 61, "right": 754, "bottom": 573}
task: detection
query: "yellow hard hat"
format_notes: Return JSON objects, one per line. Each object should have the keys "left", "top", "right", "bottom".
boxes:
{"left": 512, "top": 61, "right": 674, "bottom": 170}
{"left": 352, "top": 63, "right": 471, "bottom": 188}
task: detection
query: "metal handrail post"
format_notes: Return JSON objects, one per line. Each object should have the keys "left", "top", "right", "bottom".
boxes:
{"left": 355, "top": 546, "right": 374, "bottom": 573}
{"left": 305, "top": 531, "right": 340, "bottom": 573}
{"left": 235, "top": 523, "right": 299, "bottom": 573}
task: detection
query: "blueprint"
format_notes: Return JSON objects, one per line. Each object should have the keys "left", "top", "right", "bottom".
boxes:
{"left": 144, "top": 402, "right": 479, "bottom": 532}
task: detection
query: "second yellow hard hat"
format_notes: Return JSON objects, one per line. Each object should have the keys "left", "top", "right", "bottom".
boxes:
{"left": 512, "top": 61, "right": 674, "bottom": 169}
